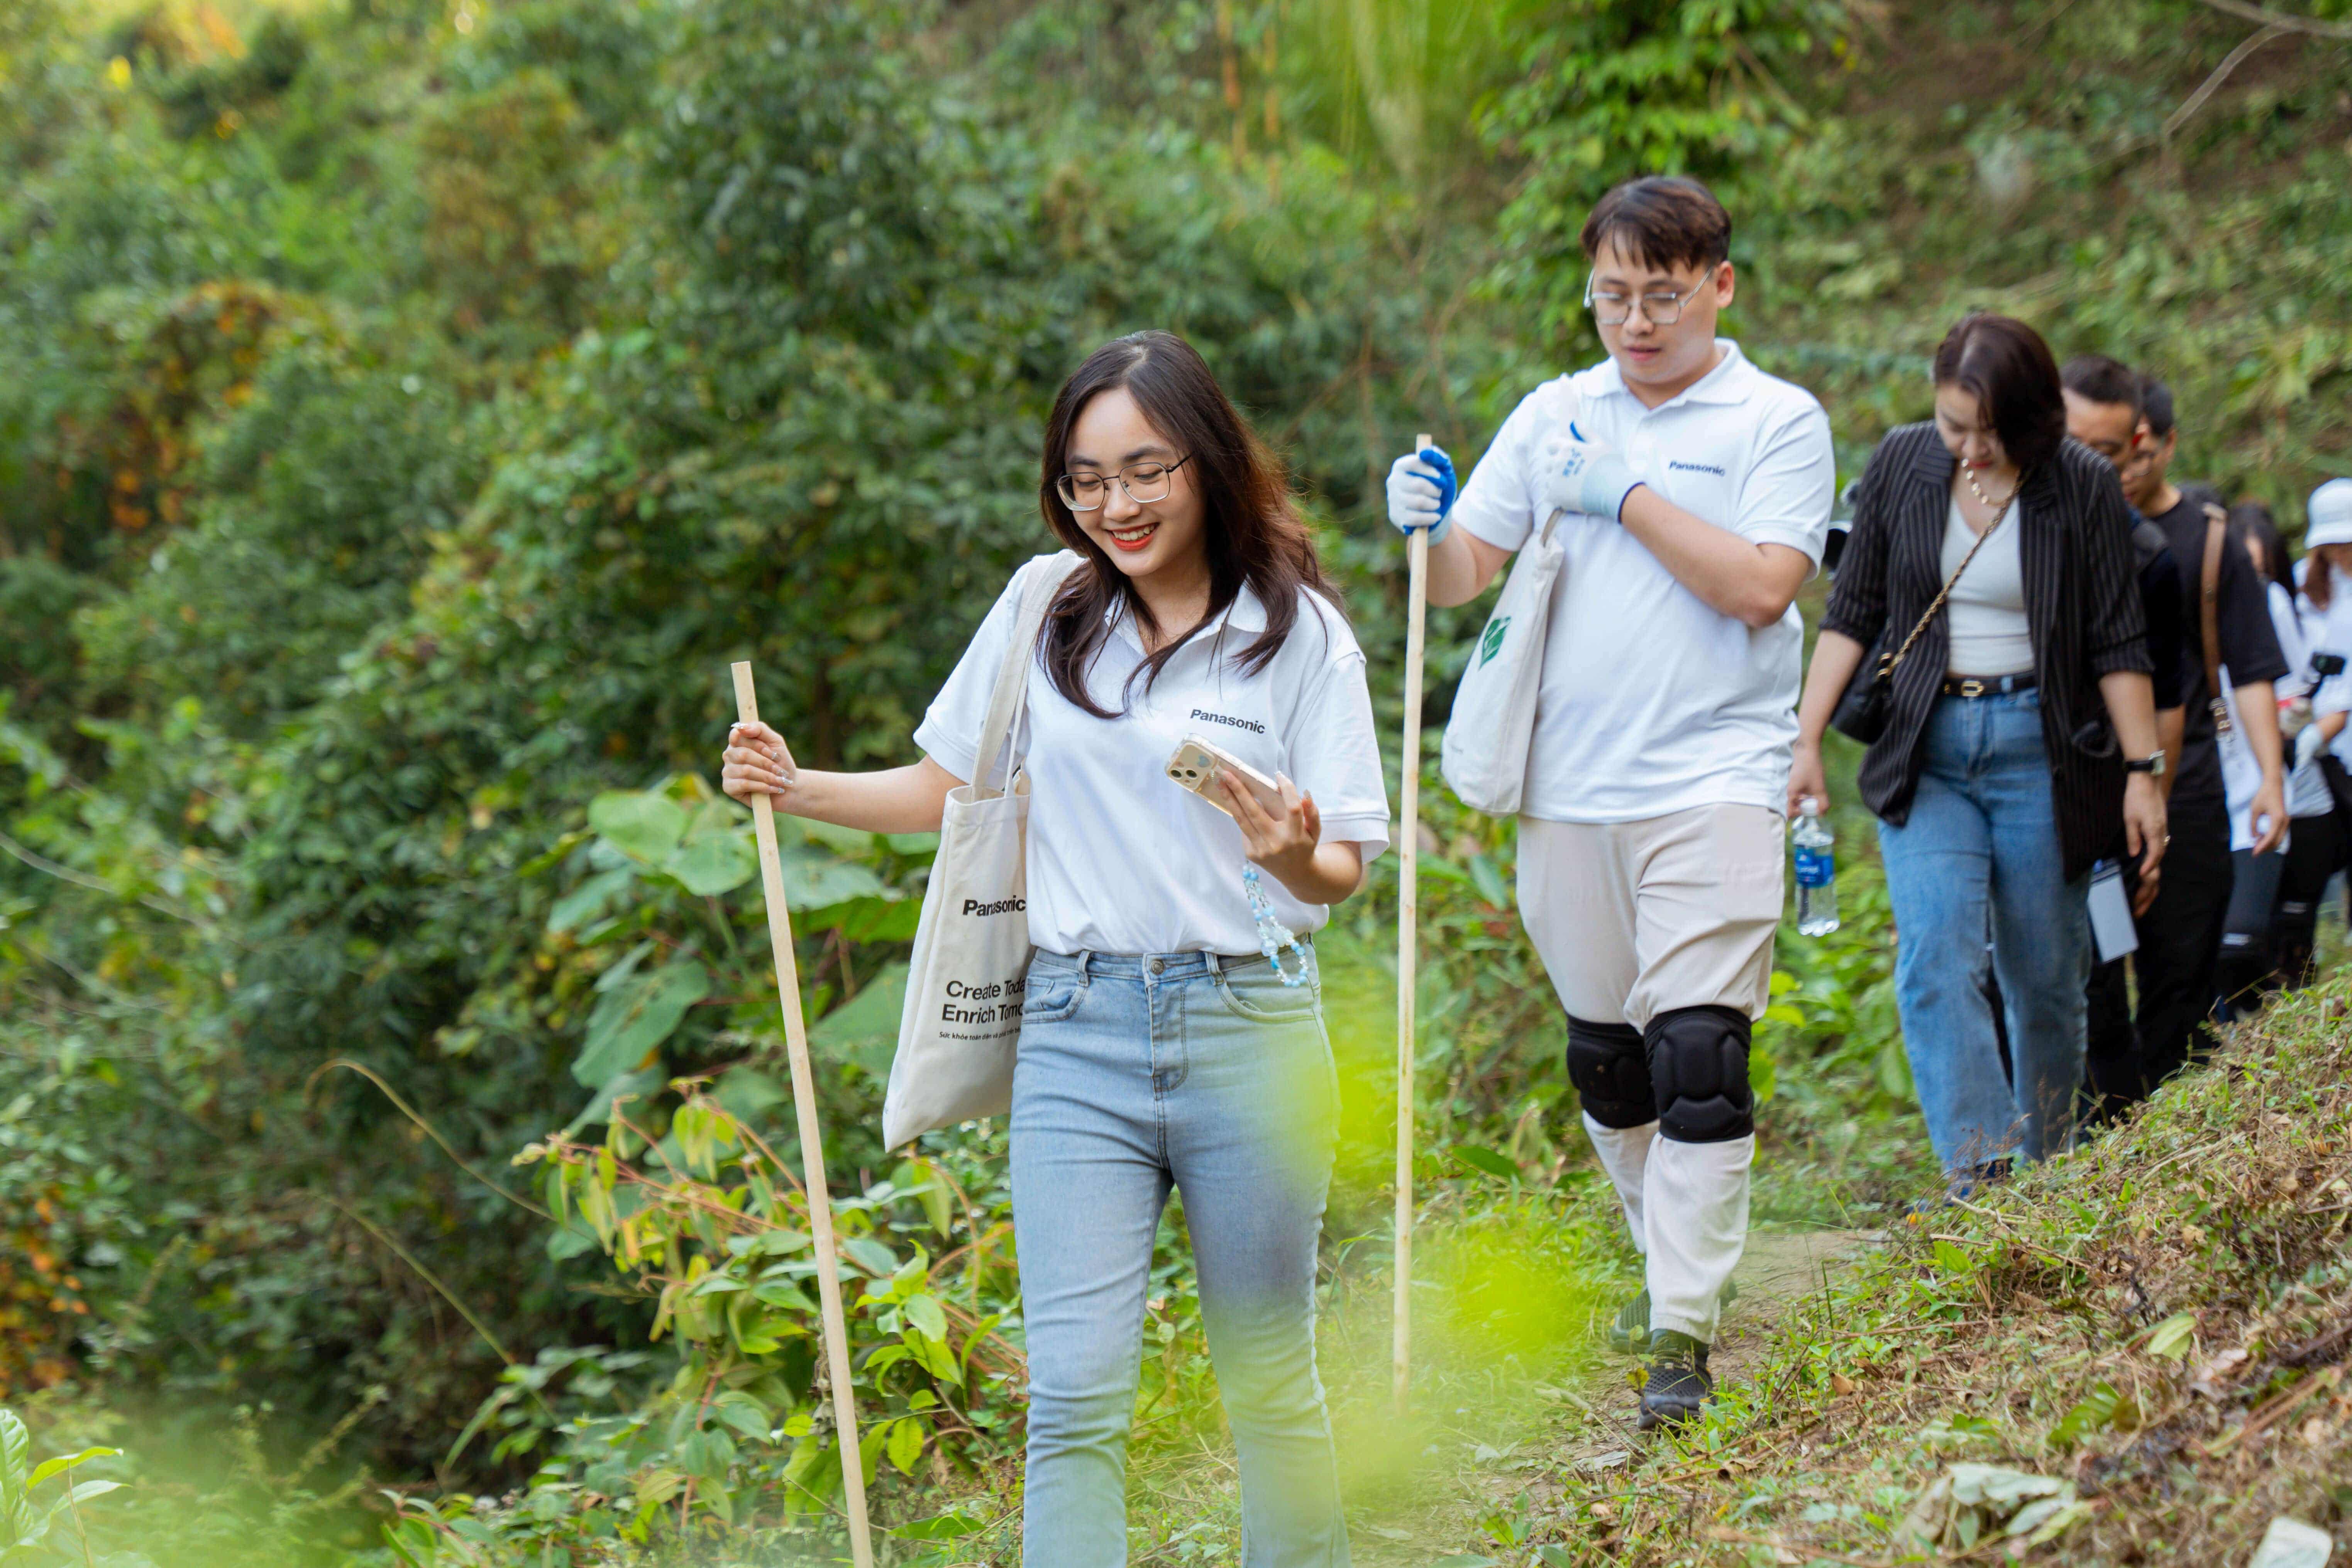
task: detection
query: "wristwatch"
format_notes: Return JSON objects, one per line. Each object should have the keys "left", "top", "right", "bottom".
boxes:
{"left": 2125, "top": 751, "right": 2167, "bottom": 778}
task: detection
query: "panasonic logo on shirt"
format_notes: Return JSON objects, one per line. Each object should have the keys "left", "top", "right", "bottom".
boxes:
{"left": 961, "top": 897, "right": 1026, "bottom": 917}
{"left": 1189, "top": 709, "right": 1266, "bottom": 734}
{"left": 1668, "top": 460, "right": 1728, "bottom": 476}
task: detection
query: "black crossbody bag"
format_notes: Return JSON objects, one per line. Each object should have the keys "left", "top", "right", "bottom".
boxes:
{"left": 1831, "top": 509, "right": 2012, "bottom": 745}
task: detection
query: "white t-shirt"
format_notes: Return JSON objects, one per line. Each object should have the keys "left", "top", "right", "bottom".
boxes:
{"left": 2294, "top": 563, "right": 2352, "bottom": 788}
{"left": 2220, "top": 582, "right": 2310, "bottom": 844}
{"left": 914, "top": 560, "right": 1391, "bottom": 956}
{"left": 1451, "top": 340, "right": 1836, "bottom": 822}
{"left": 1941, "top": 498, "right": 2032, "bottom": 677}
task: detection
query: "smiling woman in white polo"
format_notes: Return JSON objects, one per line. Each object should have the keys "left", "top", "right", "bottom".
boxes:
{"left": 722, "top": 330, "right": 1385, "bottom": 1566}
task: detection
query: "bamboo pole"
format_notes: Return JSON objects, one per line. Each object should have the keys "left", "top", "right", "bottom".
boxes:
{"left": 1394, "top": 433, "right": 1433, "bottom": 1411}
{"left": 730, "top": 662, "right": 873, "bottom": 1568}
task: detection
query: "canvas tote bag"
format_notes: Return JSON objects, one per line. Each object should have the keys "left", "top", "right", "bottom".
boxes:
{"left": 882, "top": 550, "right": 1081, "bottom": 1150}
{"left": 1439, "top": 383, "right": 1583, "bottom": 818}
{"left": 1439, "top": 508, "right": 1568, "bottom": 816}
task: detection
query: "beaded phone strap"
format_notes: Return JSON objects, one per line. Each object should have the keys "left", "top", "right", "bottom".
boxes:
{"left": 1241, "top": 865, "right": 1312, "bottom": 987}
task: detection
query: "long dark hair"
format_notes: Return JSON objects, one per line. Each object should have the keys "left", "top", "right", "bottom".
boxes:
{"left": 1036, "top": 331, "right": 1339, "bottom": 718}
{"left": 2229, "top": 501, "right": 2294, "bottom": 597}
{"left": 1932, "top": 313, "right": 2066, "bottom": 473}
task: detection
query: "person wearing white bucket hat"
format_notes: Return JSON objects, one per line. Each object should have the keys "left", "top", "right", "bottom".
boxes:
{"left": 2274, "top": 478, "right": 2352, "bottom": 981}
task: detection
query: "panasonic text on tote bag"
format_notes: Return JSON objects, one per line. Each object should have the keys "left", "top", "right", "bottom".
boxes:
{"left": 882, "top": 552, "right": 1081, "bottom": 1150}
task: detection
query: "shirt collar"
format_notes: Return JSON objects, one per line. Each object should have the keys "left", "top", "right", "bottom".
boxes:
{"left": 1587, "top": 338, "right": 1753, "bottom": 411}
{"left": 1106, "top": 582, "right": 1269, "bottom": 652}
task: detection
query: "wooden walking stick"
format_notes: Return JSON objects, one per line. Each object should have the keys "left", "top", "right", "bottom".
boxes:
{"left": 1394, "top": 433, "right": 1433, "bottom": 1411}
{"left": 730, "top": 662, "right": 874, "bottom": 1568}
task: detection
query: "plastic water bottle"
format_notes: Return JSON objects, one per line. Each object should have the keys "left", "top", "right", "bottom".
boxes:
{"left": 1793, "top": 798, "right": 1839, "bottom": 936}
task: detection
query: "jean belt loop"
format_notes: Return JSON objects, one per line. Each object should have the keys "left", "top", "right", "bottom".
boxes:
{"left": 1203, "top": 950, "right": 1223, "bottom": 978}
{"left": 1077, "top": 950, "right": 1095, "bottom": 986}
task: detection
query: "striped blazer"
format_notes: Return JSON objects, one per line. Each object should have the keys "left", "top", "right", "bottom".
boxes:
{"left": 1823, "top": 424, "right": 2152, "bottom": 883}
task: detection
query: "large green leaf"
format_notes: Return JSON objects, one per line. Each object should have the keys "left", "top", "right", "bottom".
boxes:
{"left": 799, "top": 894, "right": 920, "bottom": 941}
{"left": 777, "top": 842, "right": 885, "bottom": 909}
{"left": 809, "top": 963, "right": 907, "bottom": 1079}
{"left": 1452, "top": 1143, "right": 1520, "bottom": 1180}
{"left": 549, "top": 866, "right": 636, "bottom": 933}
{"left": 665, "top": 830, "right": 757, "bottom": 897}
{"left": 589, "top": 791, "right": 688, "bottom": 865}
{"left": 0, "top": 1410, "right": 26, "bottom": 1492}
{"left": 574, "top": 960, "right": 710, "bottom": 1086}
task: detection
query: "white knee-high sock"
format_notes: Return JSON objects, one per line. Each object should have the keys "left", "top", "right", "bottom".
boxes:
{"left": 1643, "top": 1134, "right": 1753, "bottom": 1344}
{"left": 1581, "top": 1113, "right": 1657, "bottom": 1256}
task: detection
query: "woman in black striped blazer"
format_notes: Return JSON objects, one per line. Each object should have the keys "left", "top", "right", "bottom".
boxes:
{"left": 1789, "top": 314, "right": 2166, "bottom": 1193}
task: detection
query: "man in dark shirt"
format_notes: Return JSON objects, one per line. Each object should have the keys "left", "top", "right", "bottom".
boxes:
{"left": 2065, "top": 359, "right": 2288, "bottom": 1098}
{"left": 2057, "top": 357, "right": 2187, "bottom": 1118}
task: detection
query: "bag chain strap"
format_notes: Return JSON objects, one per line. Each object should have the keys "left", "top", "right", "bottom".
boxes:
{"left": 1878, "top": 496, "right": 2015, "bottom": 680}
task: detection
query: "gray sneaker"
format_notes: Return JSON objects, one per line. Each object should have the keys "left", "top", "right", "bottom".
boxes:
{"left": 1636, "top": 1330, "right": 1714, "bottom": 1429}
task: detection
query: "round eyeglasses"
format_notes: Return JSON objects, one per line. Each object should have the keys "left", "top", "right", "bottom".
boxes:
{"left": 1056, "top": 455, "right": 1192, "bottom": 511}
{"left": 1583, "top": 270, "right": 1715, "bottom": 328}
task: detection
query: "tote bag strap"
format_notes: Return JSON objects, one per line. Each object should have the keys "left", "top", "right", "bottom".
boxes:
{"left": 2198, "top": 502, "right": 2232, "bottom": 735}
{"left": 970, "top": 550, "right": 1085, "bottom": 801}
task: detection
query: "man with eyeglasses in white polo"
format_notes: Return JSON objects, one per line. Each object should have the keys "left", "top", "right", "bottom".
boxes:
{"left": 1384, "top": 174, "right": 1835, "bottom": 1427}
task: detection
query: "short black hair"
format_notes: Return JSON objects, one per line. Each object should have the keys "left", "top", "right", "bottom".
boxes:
{"left": 1934, "top": 313, "right": 2067, "bottom": 472}
{"left": 2138, "top": 374, "right": 2177, "bottom": 439}
{"left": 1580, "top": 176, "right": 1732, "bottom": 274}
{"left": 2059, "top": 354, "right": 2141, "bottom": 415}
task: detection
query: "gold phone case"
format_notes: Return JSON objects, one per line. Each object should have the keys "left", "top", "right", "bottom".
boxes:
{"left": 1166, "top": 735, "right": 1283, "bottom": 820}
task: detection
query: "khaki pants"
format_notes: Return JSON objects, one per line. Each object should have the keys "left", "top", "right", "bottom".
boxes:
{"left": 1518, "top": 803, "right": 1784, "bottom": 1344}
{"left": 1517, "top": 804, "right": 1784, "bottom": 1030}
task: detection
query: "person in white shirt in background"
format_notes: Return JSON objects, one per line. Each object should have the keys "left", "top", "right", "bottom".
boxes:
{"left": 2211, "top": 502, "right": 2315, "bottom": 1015}
{"left": 2276, "top": 479, "right": 2352, "bottom": 988}
{"left": 1384, "top": 175, "right": 1834, "bottom": 1429}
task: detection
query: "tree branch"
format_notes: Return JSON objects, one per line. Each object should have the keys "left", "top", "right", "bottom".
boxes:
{"left": 2166, "top": 24, "right": 2292, "bottom": 141}
{"left": 2188, "top": 0, "right": 2352, "bottom": 40}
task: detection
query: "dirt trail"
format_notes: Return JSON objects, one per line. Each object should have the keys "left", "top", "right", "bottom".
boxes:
{"left": 1529, "top": 1227, "right": 1878, "bottom": 1489}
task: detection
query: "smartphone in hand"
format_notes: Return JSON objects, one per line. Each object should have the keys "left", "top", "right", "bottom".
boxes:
{"left": 1166, "top": 735, "right": 1285, "bottom": 821}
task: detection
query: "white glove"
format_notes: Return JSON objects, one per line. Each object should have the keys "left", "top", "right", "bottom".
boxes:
{"left": 1539, "top": 425, "right": 1643, "bottom": 523}
{"left": 2295, "top": 721, "right": 2328, "bottom": 771}
{"left": 1385, "top": 449, "right": 1455, "bottom": 545}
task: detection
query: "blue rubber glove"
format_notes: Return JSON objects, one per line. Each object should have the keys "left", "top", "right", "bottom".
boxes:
{"left": 1385, "top": 446, "right": 1457, "bottom": 545}
{"left": 1541, "top": 423, "right": 1643, "bottom": 523}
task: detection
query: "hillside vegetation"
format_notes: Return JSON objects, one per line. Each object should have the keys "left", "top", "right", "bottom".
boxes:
{"left": 0, "top": 0, "right": 2348, "bottom": 1561}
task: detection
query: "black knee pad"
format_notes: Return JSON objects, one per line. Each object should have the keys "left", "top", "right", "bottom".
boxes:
{"left": 1645, "top": 1005, "right": 1754, "bottom": 1143}
{"left": 1565, "top": 1015, "right": 1654, "bottom": 1129}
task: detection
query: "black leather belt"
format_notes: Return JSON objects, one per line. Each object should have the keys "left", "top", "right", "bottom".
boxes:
{"left": 1941, "top": 672, "right": 2037, "bottom": 698}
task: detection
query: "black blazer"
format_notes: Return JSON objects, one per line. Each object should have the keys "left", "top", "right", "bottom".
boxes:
{"left": 1823, "top": 425, "right": 2152, "bottom": 883}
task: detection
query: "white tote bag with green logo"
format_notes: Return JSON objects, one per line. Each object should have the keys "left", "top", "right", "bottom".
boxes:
{"left": 1440, "top": 510, "right": 1566, "bottom": 817}
{"left": 883, "top": 551, "right": 1081, "bottom": 1150}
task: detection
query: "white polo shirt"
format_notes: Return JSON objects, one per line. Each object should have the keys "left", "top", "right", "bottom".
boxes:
{"left": 1452, "top": 340, "right": 1836, "bottom": 823}
{"left": 915, "top": 560, "right": 1390, "bottom": 956}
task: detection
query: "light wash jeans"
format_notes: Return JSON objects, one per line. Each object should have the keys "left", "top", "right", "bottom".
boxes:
{"left": 1877, "top": 690, "right": 2092, "bottom": 1173}
{"left": 1011, "top": 948, "right": 1348, "bottom": 1568}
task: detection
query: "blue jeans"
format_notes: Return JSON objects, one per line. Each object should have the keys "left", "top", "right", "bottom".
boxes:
{"left": 1011, "top": 948, "right": 1348, "bottom": 1568}
{"left": 1877, "top": 691, "right": 2091, "bottom": 1173}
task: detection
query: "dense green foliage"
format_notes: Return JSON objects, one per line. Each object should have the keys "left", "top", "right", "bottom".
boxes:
{"left": 2, "top": 0, "right": 2349, "bottom": 1557}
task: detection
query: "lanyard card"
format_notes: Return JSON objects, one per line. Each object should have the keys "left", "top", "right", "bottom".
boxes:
{"left": 2088, "top": 859, "right": 2138, "bottom": 963}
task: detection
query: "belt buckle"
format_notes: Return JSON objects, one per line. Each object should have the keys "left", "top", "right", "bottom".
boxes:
{"left": 1958, "top": 678, "right": 1985, "bottom": 699}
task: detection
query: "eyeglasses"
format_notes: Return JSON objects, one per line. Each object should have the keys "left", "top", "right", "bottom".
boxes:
{"left": 1056, "top": 455, "right": 1192, "bottom": 511}
{"left": 1583, "top": 270, "right": 1716, "bottom": 327}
